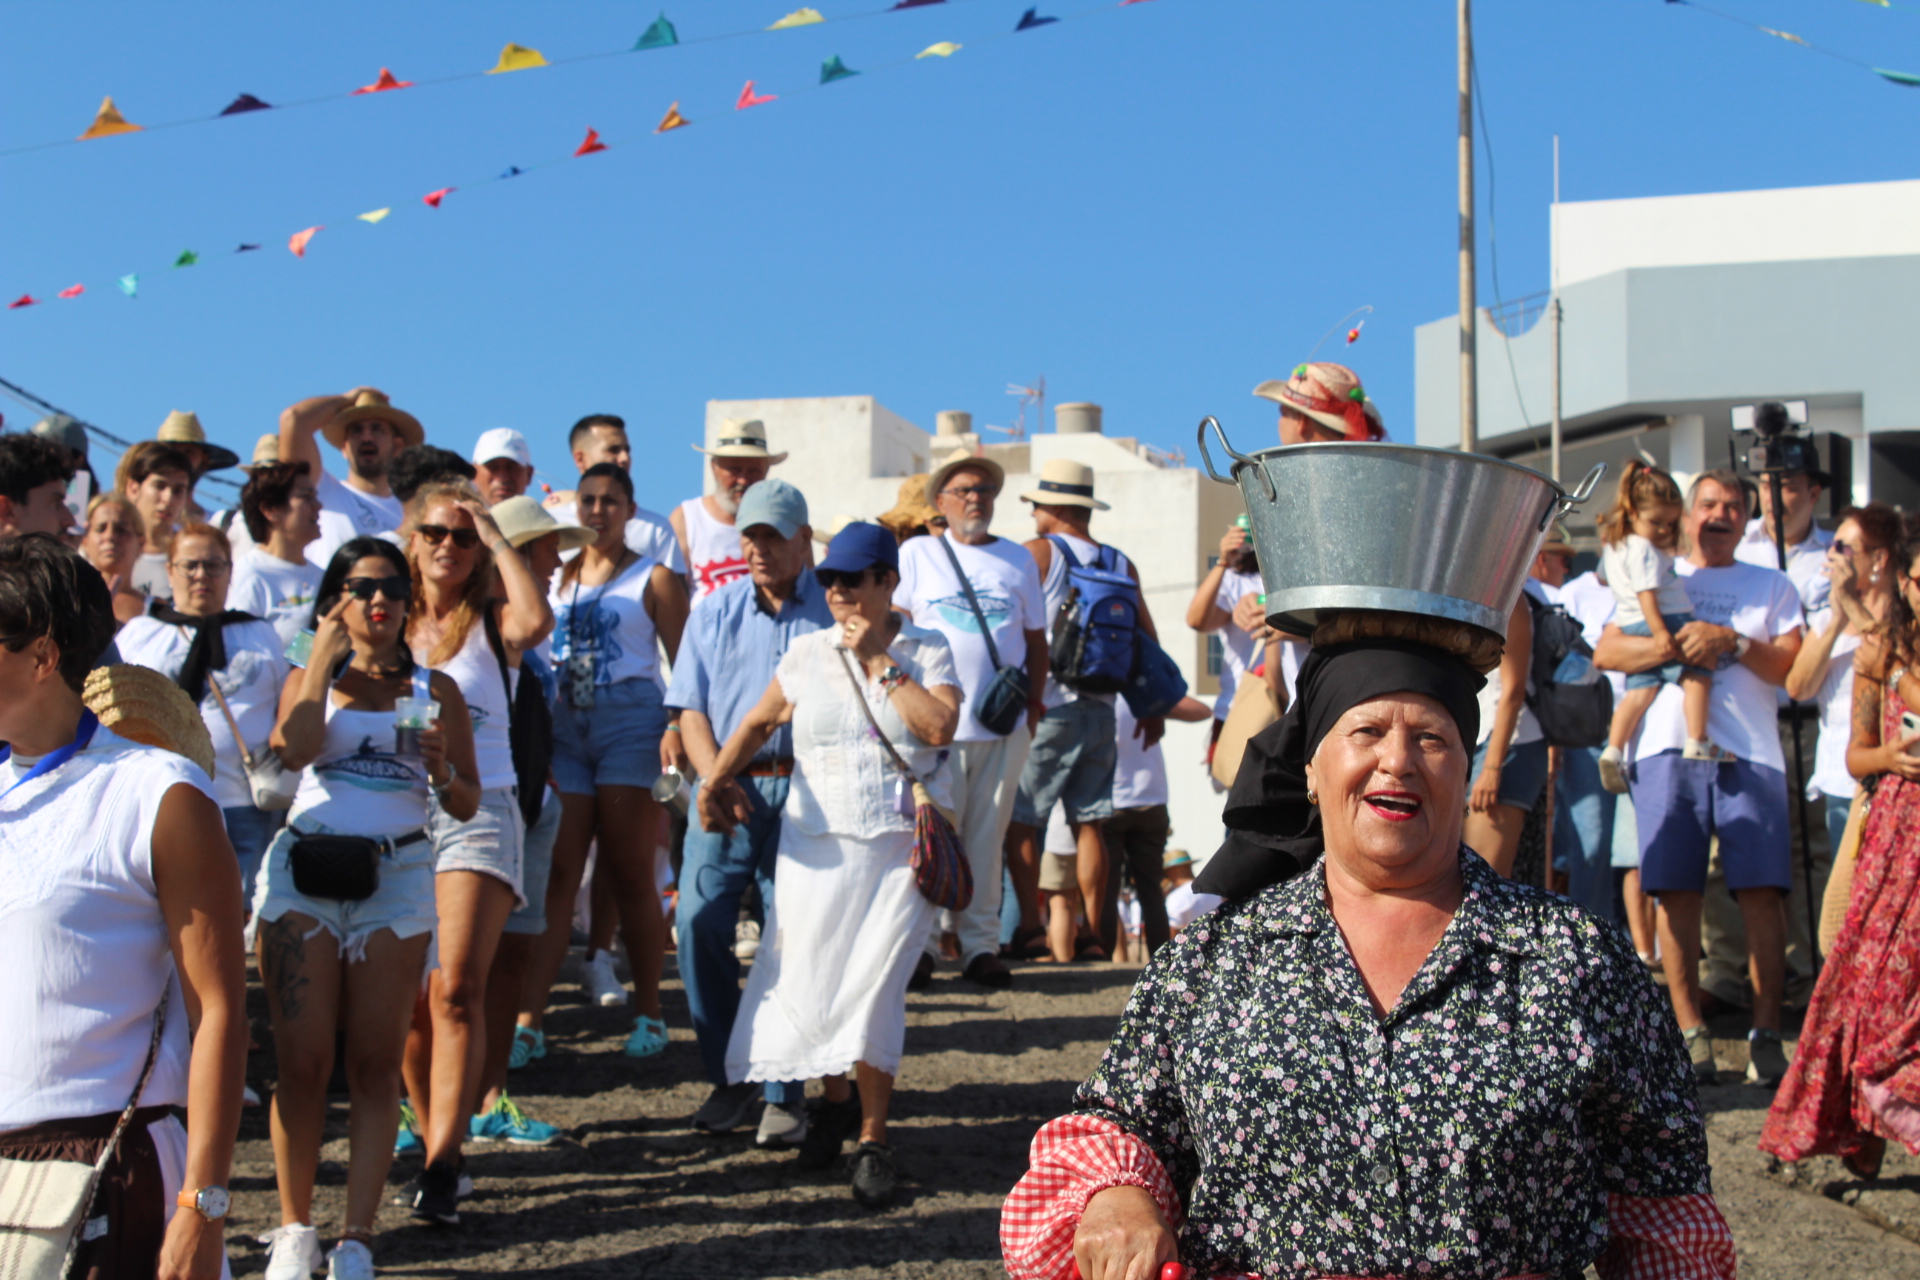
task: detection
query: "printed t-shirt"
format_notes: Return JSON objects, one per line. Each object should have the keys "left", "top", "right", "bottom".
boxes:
{"left": 228, "top": 549, "right": 324, "bottom": 648}
{"left": 893, "top": 533, "right": 1046, "bottom": 742}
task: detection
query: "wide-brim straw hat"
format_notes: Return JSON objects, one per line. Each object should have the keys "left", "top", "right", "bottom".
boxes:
{"left": 693, "top": 418, "right": 788, "bottom": 464}
{"left": 82, "top": 663, "right": 217, "bottom": 777}
{"left": 489, "top": 494, "right": 594, "bottom": 553}
{"left": 812, "top": 514, "right": 861, "bottom": 545}
{"left": 1253, "top": 362, "right": 1385, "bottom": 442}
{"left": 240, "top": 433, "right": 281, "bottom": 471}
{"left": 878, "top": 474, "right": 940, "bottom": 535}
{"left": 325, "top": 391, "right": 425, "bottom": 451}
{"left": 1539, "top": 521, "right": 1575, "bottom": 556}
{"left": 156, "top": 410, "right": 241, "bottom": 473}
{"left": 1019, "top": 457, "right": 1109, "bottom": 511}
{"left": 924, "top": 449, "right": 1006, "bottom": 509}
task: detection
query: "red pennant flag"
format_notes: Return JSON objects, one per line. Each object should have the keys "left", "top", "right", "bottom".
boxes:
{"left": 58, "top": 284, "right": 84, "bottom": 299}
{"left": 423, "top": 187, "right": 454, "bottom": 208}
{"left": 7, "top": 295, "right": 37, "bottom": 309}
{"left": 575, "top": 128, "right": 607, "bottom": 156}
{"left": 352, "top": 67, "right": 412, "bottom": 95}
{"left": 736, "top": 80, "right": 778, "bottom": 110}
{"left": 289, "top": 226, "right": 322, "bottom": 257}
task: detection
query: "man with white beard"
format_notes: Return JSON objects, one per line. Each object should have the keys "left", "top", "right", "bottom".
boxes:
{"left": 672, "top": 420, "right": 786, "bottom": 608}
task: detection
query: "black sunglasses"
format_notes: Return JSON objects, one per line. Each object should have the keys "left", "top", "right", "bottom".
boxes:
{"left": 816, "top": 568, "right": 880, "bottom": 591}
{"left": 343, "top": 575, "right": 412, "bottom": 602}
{"left": 416, "top": 524, "right": 481, "bottom": 550}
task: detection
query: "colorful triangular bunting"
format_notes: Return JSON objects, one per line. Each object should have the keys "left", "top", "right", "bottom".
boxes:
{"left": 894, "top": 0, "right": 945, "bottom": 8}
{"left": 488, "top": 43, "right": 549, "bottom": 73}
{"left": 737, "top": 80, "right": 778, "bottom": 109}
{"left": 1016, "top": 7, "right": 1059, "bottom": 30}
{"left": 424, "top": 187, "right": 454, "bottom": 208}
{"left": 500, "top": 166, "right": 524, "bottom": 179}
{"left": 358, "top": 208, "right": 391, "bottom": 223}
{"left": 8, "top": 296, "right": 37, "bottom": 309}
{"left": 78, "top": 96, "right": 142, "bottom": 141}
{"left": 1876, "top": 66, "right": 1920, "bottom": 85}
{"left": 576, "top": 128, "right": 608, "bottom": 156}
{"left": 174, "top": 250, "right": 199, "bottom": 268}
{"left": 352, "top": 68, "right": 412, "bottom": 95}
{"left": 635, "top": 14, "right": 679, "bottom": 50}
{"left": 235, "top": 244, "right": 260, "bottom": 253}
{"left": 656, "top": 102, "right": 690, "bottom": 133}
{"left": 769, "top": 8, "right": 825, "bottom": 29}
{"left": 118, "top": 275, "right": 138, "bottom": 298}
{"left": 57, "top": 284, "right": 84, "bottom": 299}
{"left": 916, "top": 42, "right": 961, "bottom": 57}
{"left": 821, "top": 55, "right": 859, "bottom": 84}
{"left": 289, "top": 226, "right": 322, "bottom": 257}
{"left": 219, "top": 93, "right": 272, "bottom": 115}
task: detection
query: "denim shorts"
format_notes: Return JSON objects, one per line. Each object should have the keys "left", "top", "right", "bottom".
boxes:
{"left": 1620, "top": 614, "right": 1715, "bottom": 691}
{"left": 251, "top": 816, "right": 439, "bottom": 963}
{"left": 502, "top": 788, "right": 562, "bottom": 936}
{"left": 1013, "top": 699, "right": 1118, "bottom": 827}
{"left": 1468, "top": 736, "right": 1550, "bottom": 812}
{"left": 428, "top": 785, "right": 526, "bottom": 907}
{"left": 552, "top": 676, "right": 666, "bottom": 794}
{"left": 223, "top": 804, "right": 284, "bottom": 907}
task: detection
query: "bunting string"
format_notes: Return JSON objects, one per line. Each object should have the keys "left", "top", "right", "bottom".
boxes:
{"left": 1667, "top": 0, "right": 1920, "bottom": 87}
{"left": 9, "top": 0, "right": 1152, "bottom": 313}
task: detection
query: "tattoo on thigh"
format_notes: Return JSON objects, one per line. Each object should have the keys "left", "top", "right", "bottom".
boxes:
{"left": 259, "top": 918, "right": 311, "bottom": 1021}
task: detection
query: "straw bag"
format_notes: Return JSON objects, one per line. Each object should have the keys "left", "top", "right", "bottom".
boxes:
{"left": 1211, "top": 669, "right": 1282, "bottom": 789}
{"left": 836, "top": 648, "right": 972, "bottom": 911}
{"left": 0, "top": 981, "right": 168, "bottom": 1280}
{"left": 1819, "top": 787, "right": 1870, "bottom": 956}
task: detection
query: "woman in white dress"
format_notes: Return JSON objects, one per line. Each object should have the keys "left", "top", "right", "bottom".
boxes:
{"left": 701, "top": 522, "right": 961, "bottom": 1210}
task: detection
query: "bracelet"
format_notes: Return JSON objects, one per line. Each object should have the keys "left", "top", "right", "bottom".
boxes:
{"left": 664, "top": 723, "right": 681, "bottom": 734}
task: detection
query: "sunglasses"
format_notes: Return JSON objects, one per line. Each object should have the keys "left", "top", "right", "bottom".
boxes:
{"left": 416, "top": 524, "right": 480, "bottom": 550}
{"left": 816, "top": 568, "right": 879, "bottom": 591}
{"left": 342, "top": 575, "right": 412, "bottom": 603}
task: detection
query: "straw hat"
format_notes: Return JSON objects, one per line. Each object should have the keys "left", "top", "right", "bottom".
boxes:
{"left": 812, "top": 514, "right": 861, "bottom": 545}
{"left": 489, "top": 495, "right": 593, "bottom": 553}
{"left": 156, "top": 410, "right": 241, "bottom": 473}
{"left": 1019, "top": 458, "right": 1110, "bottom": 511}
{"left": 82, "top": 664, "right": 217, "bottom": 777}
{"left": 878, "top": 474, "right": 940, "bottom": 536}
{"left": 325, "top": 390, "right": 425, "bottom": 451}
{"left": 1539, "top": 521, "right": 1575, "bottom": 557}
{"left": 1252, "top": 362, "right": 1385, "bottom": 442}
{"left": 693, "top": 418, "right": 788, "bottom": 464}
{"left": 240, "top": 433, "right": 281, "bottom": 472}
{"left": 924, "top": 449, "right": 1005, "bottom": 509}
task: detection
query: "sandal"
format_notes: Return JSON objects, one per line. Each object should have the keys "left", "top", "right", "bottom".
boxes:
{"left": 1073, "top": 940, "right": 1110, "bottom": 963}
{"left": 624, "top": 1014, "right": 670, "bottom": 1059}
{"left": 1006, "top": 924, "right": 1050, "bottom": 961}
{"left": 1842, "top": 1135, "right": 1886, "bottom": 1181}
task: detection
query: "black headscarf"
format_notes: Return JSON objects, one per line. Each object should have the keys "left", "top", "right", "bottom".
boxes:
{"left": 1193, "top": 639, "right": 1486, "bottom": 901}
{"left": 149, "top": 600, "right": 260, "bottom": 703}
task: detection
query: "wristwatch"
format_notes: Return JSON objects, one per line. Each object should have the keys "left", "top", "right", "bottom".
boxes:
{"left": 177, "top": 1186, "right": 230, "bottom": 1221}
{"left": 878, "top": 664, "right": 908, "bottom": 691}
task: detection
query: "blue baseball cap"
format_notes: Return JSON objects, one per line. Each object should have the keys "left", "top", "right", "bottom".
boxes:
{"left": 735, "top": 478, "right": 809, "bottom": 540}
{"left": 818, "top": 521, "right": 899, "bottom": 575}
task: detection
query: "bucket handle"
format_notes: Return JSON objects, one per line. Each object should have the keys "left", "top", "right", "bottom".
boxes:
{"left": 1542, "top": 462, "right": 1607, "bottom": 530}
{"left": 1196, "top": 416, "right": 1275, "bottom": 503}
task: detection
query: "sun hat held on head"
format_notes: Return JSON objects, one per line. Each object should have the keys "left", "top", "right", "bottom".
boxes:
{"left": 694, "top": 418, "right": 789, "bottom": 464}
{"left": 489, "top": 495, "right": 593, "bottom": 553}
{"left": 325, "top": 390, "right": 425, "bottom": 451}
{"left": 1019, "top": 458, "right": 1109, "bottom": 511}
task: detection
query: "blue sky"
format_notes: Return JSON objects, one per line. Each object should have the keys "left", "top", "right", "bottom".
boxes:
{"left": 3, "top": 0, "right": 1914, "bottom": 517}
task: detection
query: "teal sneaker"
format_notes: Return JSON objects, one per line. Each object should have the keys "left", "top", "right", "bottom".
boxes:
{"left": 395, "top": 1099, "right": 424, "bottom": 1156}
{"left": 509, "top": 1025, "right": 545, "bottom": 1070}
{"left": 624, "top": 1014, "right": 669, "bottom": 1059}
{"left": 469, "top": 1094, "right": 562, "bottom": 1146}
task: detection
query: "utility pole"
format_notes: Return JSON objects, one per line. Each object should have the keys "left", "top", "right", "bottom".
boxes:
{"left": 1458, "top": 0, "right": 1477, "bottom": 454}
{"left": 1550, "top": 134, "right": 1563, "bottom": 483}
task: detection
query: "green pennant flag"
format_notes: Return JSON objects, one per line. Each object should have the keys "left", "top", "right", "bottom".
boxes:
{"left": 1875, "top": 66, "right": 1920, "bottom": 86}
{"left": 820, "top": 55, "right": 859, "bottom": 84}
{"left": 635, "top": 13, "right": 678, "bottom": 50}
{"left": 118, "top": 274, "right": 138, "bottom": 297}
{"left": 173, "top": 250, "right": 198, "bottom": 267}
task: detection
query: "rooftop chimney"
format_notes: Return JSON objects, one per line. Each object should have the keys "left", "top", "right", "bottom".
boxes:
{"left": 1054, "top": 402, "right": 1102, "bottom": 435}
{"left": 934, "top": 411, "right": 972, "bottom": 437}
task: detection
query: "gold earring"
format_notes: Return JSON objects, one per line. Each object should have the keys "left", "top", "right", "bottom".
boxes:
{"left": 1306, "top": 788, "right": 1318, "bottom": 806}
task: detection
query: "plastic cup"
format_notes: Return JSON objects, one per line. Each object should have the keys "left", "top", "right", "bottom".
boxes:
{"left": 393, "top": 696, "right": 439, "bottom": 756}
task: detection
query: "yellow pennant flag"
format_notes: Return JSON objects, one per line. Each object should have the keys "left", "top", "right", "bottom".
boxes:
{"left": 769, "top": 7, "right": 825, "bottom": 29}
{"left": 78, "top": 95, "right": 142, "bottom": 140}
{"left": 916, "top": 42, "right": 962, "bottom": 59}
{"left": 358, "top": 208, "right": 391, "bottom": 224}
{"left": 656, "top": 101, "right": 690, "bottom": 133}
{"left": 488, "top": 42, "right": 549, "bottom": 73}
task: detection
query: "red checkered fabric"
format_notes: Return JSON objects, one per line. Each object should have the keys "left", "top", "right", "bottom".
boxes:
{"left": 1596, "top": 1191, "right": 1736, "bottom": 1280}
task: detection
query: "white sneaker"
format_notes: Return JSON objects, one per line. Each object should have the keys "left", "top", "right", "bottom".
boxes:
{"left": 326, "top": 1238, "right": 375, "bottom": 1280}
{"left": 262, "top": 1224, "right": 323, "bottom": 1280}
{"left": 581, "top": 950, "right": 625, "bottom": 1007}
{"left": 734, "top": 919, "right": 762, "bottom": 962}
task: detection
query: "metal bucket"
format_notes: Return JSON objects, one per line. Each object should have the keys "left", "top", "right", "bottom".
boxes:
{"left": 1197, "top": 417, "right": 1603, "bottom": 639}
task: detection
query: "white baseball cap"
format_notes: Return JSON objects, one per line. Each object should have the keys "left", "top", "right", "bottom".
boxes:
{"left": 472, "top": 428, "right": 532, "bottom": 469}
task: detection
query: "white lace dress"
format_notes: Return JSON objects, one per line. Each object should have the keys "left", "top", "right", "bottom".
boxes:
{"left": 725, "top": 624, "right": 959, "bottom": 1083}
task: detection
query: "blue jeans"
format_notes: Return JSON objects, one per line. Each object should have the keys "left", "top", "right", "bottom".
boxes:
{"left": 223, "top": 805, "right": 283, "bottom": 907}
{"left": 676, "top": 775, "right": 802, "bottom": 1105}
{"left": 1825, "top": 791, "right": 1853, "bottom": 861}
{"left": 1552, "top": 747, "right": 1621, "bottom": 926}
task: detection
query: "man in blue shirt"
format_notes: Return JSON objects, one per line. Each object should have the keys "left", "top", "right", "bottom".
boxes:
{"left": 665, "top": 478, "right": 834, "bottom": 1147}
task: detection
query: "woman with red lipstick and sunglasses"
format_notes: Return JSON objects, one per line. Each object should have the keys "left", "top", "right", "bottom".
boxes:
{"left": 253, "top": 537, "right": 480, "bottom": 1280}
{"left": 394, "top": 481, "right": 556, "bottom": 1223}
{"left": 1004, "top": 629, "right": 1734, "bottom": 1280}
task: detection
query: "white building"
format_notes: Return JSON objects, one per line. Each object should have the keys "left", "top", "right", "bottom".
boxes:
{"left": 703, "top": 396, "right": 1249, "bottom": 866}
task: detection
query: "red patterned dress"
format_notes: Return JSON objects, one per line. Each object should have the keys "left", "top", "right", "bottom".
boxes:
{"left": 1761, "top": 670, "right": 1920, "bottom": 1164}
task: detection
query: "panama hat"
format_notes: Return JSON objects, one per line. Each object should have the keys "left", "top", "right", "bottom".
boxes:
{"left": 1253, "top": 362, "right": 1386, "bottom": 442}
{"left": 325, "top": 390, "right": 425, "bottom": 451}
{"left": 1019, "top": 458, "right": 1110, "bottom": 511}
{"left": 240, "top": 433, "right": 281, "bottom": 472}
{"left": 693, "top": 418, "right": 788, "bottom": 464}
{"left": 156, "top": 410, "right": 241, "bottom": 473}
{"left": 924, "top": 449, "right": 1006, "bottom": 510}
{"left": 82, "top": 663, "right": 217, "bottom": 777}
{"left": 488, "top": 495, "right": 593, "bottom": 553}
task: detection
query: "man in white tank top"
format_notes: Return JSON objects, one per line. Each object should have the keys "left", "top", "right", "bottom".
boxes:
{"left": 673, "top": 418, "right": 787, "bottom": 607}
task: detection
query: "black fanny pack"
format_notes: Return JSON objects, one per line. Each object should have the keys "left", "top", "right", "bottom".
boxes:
{"left": 289, "top": 829, "right": 426, "bottom": 901}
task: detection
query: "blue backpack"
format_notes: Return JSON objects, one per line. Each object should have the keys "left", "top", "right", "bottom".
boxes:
{"left": 1045, "top": 535, "right": 1141, "bottom": 695}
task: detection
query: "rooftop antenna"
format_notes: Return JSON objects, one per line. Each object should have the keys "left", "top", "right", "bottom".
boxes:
{"left": 1007, "top": 375, "right": 1046, "bottom": 438}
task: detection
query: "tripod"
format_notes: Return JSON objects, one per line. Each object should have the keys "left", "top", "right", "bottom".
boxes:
{"left": 1765, "top": 469, "right": 1823, "bottom": 972}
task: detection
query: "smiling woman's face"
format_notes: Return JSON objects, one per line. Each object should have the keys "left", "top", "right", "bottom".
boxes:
{"left": 1305, "top": 692, "right": 1469, "bottom": 882}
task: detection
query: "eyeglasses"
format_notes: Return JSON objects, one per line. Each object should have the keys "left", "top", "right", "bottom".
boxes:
{"left": 415, "top": 524, "right": 480, "bottom": 550}
{"left": 940, "top": 485, "right": 1000, "bottom": 504}
{"left": 342, "top": 575, "right": 412, "bottom": 602}
{"left": 170, "top": 559, "right": 231, "bottom": 578}
{"left": 816, "top": 568, "right": 878, "bottom": 591}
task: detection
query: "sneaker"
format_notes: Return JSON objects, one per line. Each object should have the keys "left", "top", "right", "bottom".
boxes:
{"left": 1683, "top": 1024, "right": 1717, "bottom": 1083}
{"left": 756, "top": 1100, "right": 810, "bottom": 1150}
{"left": 1597, "top": 745, "right": 1629, "bottom": 795}
{"left": 581, "top": 950, "right": 626, "bottom": 1008}
{"left": 624, "top": 1014, "right": 669, "bottom": 1058}
{"left": 1682, "top": 738, "right": 1737, "bottom": 764}
{"left": 262, "top": 1224, "right": 324, "bottom": 1280}
{"left": 470, "top": 1094, "right": 562, "bottom": 1145}
{"left": 509, "top": 1025, "right": 544, "bottom": 1070}
{"left": 691, "top": 1081, "right": 762, "bottom": 1134}
{"left": 410, "top": 1160, "right": 461, "bottom": 1226}
{"left": 394, "top": 1099, "right": 423, "bottom": 1157}
{"left": 734, "top": 919, "right": 762, "bottom": 962}
{"left": 849, "top": 1141, "right": 898, "bottom": 1209}
{"left": 907, "top": 953, "right": 936, "bottom": 993}
{"left": 1747, "top": 1029, "right": 1790, "bottom": 1087}
{"left": 795, "top": 1094, "right": 863, "bottom": 1170}
{"left": 325, "top": 1239, "right": 374, "bottom": 1280}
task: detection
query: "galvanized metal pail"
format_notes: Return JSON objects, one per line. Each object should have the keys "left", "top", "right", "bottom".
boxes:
{"left": 1197, "top": 417, "right": 1603, "bottom": 640}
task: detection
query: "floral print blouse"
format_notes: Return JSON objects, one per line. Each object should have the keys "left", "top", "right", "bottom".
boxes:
{"left": 1004, "top": 850, "right": 1730, "bottom": 1280}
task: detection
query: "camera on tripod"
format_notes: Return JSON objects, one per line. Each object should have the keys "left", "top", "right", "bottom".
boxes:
{"left": 1731, "top": 399, "right": 1816, "bottom": 476}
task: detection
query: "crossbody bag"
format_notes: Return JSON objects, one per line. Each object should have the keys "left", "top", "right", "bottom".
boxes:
{"left": 934, "top": 535, "right": 1030, "bottom": 736}
{"left": 204, "top": 667, "right": 295, "bottom": 810}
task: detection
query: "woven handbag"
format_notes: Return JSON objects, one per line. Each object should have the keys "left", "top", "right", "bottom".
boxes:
{"left": 836, "top": 648, "right": 973, "bottom": 911}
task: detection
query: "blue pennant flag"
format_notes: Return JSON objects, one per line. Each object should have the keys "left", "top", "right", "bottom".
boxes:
{"left": 1016, "top": 7, "right": 1058, "bottom": 30}
{"left": 635, "top": 13, "right": 678, "bottom": 50}
{"left": 821, "top": 55, "right": 859, "bottom": 84}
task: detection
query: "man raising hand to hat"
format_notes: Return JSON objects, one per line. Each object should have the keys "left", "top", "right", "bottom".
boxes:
{"left": 278, "top": 387, "right": 424, "bottom": 567}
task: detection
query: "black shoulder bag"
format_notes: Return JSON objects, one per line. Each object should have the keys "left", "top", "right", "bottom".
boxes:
{"left": 484, "top": 606, "right": 553, "bottom": 829}
{"left": 934, "top": 534, "right": 1030, "bottom": 736}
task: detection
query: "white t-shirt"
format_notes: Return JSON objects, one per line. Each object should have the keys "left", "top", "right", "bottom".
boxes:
{"left": 1805, "top": 607, "right": 1863, "bottom": 800}
{"left": 309, "top": 469, "right": 404, "bottom": 569}
{"left": 131, "top": 551, "right": 171, "bottom": 602}
{"left": 1210, "top": 570, "right": 1262, "bottom": 721}
{"left": 228, "top": 549, "right": 324, "bottom": 648}
{"left": 551, "top": 554, "right": 662, "bottom": 688}
{"left": 1736, "top": 518, "right": 1833, "bottom": 614}
{"left": 1475, "top": 580, "right": 1545, "bottom": 749}
{"left": 1634, "top": 560, "right": 1804, "bottom": 770}
{"left": 1601, "top": 535, "right": 1691, "bottom": 626}
{"left": 1039, "top": 533, "right": 1134, "bottom": 709}
{"left": 893, "top": 534, "right": 1046, "bottom": 742}
{"left": 554, "top": 502, "right": 686, "bottom": 575}
{"left": 1164, "top": 882, "right": 1223, "bottom": 929}
{"left": 1112, "top": 700, "right": 1169, "bottom": 809}
{"left": 115, "top": 616, "right": 291, "bottom": 809}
